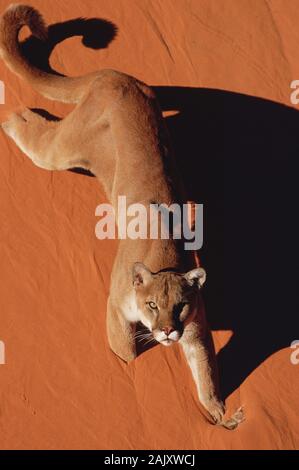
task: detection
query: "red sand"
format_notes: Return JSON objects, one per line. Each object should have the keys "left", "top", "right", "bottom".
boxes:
{"left": 0, "top": 0, "right": 298, "bottom": 449}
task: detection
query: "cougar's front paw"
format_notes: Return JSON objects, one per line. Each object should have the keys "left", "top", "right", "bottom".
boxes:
{"left": 205, "top": 399, "right": 245, "bottom": 430}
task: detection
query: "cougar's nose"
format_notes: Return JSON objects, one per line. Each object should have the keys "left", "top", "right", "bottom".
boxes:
{"left": 162, "top": 326, "right": 174, "bottom": 336}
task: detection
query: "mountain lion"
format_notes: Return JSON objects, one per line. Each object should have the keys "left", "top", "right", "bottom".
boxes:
{"left": 0, "top": 4, "right": 243, "bottom": 429}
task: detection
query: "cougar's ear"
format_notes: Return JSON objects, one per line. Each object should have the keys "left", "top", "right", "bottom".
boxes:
{"left": 184, "top": 267, "right": 206, "bottom": 288}
{"left": 132, "top": 262, "right": 153, "bottom": 288}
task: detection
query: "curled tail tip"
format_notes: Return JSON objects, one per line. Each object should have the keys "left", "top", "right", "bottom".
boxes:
{"left": 221, "top": 406, "right": 245, "bottom": 430}
{"left": 6, "top": 3, "right": 23, "bottom": 11}
{"left": 2, "top": 3, "right": 48, "bottom": 41}
{"left": 5, "top": 3, "right": 39, "bottom": 14}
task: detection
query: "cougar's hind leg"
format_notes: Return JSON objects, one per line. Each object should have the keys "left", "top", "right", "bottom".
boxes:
{"left": 1, "top": 108, "right": 90, "bottom": 171}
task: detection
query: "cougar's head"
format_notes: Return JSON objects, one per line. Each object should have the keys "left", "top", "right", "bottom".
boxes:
{"left": 132, "top": 262, "right": 206, "bottom": 346}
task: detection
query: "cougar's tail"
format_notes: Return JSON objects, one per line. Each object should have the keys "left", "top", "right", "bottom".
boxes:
{"left": 0, "top": 4, "right": 99, "bottom": 103}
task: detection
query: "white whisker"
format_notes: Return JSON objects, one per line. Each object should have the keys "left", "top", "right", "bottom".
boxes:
{"left": 134, "top": 332, "right": 152, "bottom": 339}
{"left": 134, "top": 330, "right": 155, "bottom": 343}
{"left": 144, "top": 336, "right": 157, "bottom": 346}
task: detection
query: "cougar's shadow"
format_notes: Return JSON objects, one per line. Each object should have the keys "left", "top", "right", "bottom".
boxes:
{"left": 154, "top": 86, "right": 299, "bottom": 399}
{"left": 20, "top": 17, "right": 117, "bottom": 75}
{"left": 21, "top": 19, "right": 299, "bottom": 400}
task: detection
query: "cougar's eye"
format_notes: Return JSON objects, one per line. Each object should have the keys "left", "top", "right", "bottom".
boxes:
{"left": 148, "top": 301, "right": 157, "bottom": 310}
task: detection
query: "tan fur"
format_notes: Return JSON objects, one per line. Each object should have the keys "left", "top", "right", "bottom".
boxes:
{"left": 0, "top": 4, "right": 244, "bottom": 429}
